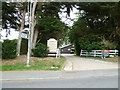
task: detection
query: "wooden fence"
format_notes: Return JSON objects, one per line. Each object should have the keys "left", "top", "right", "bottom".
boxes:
{"left": 80, "top": 50, "right": 118, "bottom": 58}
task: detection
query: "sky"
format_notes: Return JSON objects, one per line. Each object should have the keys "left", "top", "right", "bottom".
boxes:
{"left": 0, "top": 6, "right": 79, "bottom": 40}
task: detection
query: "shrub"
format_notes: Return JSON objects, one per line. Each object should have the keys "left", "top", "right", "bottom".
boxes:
{"left": 79, "top": 36, "right": 102, "bottom": 52}
{"left": 2, "top": 39, "right": 17, "bottom": 59}
{"left": 0, "top": 42, "right": 2, "bottom": 59}
{"left": 20, "top": 38, "right": 28, "bottom": 55}
{"left": 74, "top": 40, "right": 81, "bottom": 55}
{"left": 32, "top": 43, "right": 48, "bottom": 57}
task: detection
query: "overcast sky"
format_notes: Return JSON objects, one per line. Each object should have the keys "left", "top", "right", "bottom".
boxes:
{"left": 0, "top": 7, "right": 79, "bottom": 40}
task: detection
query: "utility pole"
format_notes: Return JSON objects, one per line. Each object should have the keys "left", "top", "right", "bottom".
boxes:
{"left": 26, "top": 0, "right": 33, "bottom": 66}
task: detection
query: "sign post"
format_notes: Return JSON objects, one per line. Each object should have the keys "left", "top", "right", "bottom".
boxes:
{"left": 26, "top": 1, "right": 32, "bottom": 66}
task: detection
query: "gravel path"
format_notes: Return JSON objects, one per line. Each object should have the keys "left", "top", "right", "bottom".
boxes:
{"left": 63, "top": 54, "right": 118, "bottom": 71}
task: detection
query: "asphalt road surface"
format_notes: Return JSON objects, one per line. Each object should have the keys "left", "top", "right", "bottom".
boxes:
{"left": 2, "top": 69, "right": 118, "bottom": 88}
{"left": 2, "top": 75, "right": 118, "bottom": 88}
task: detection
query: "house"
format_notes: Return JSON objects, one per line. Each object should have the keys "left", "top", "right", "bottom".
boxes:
{"left": 60, "top": 44, "right": 74, "bottom": 54}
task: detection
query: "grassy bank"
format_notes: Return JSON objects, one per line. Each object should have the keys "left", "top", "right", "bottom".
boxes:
{"left": 80, "top": 56, "right": 119, "bottom": 62}
{"left": 0, "top": 55, "right": 66, "bottom": 71}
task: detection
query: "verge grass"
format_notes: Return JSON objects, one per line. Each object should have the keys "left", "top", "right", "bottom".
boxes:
{"left": 80, "top": 56, "right": 119, "bottom": 62}
{"left": 0, "top": 56, "right": 66, "bottom": 71}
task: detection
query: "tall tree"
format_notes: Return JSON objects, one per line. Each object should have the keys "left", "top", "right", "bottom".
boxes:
{"left": 36, "top": 2, "right": 68, "bottom": 46}
{"left": 2, "top": 2, "right": 18, "bottom": 36}
{"left": 17, "top": 2, "right": 27, "bottom": 56}
{"left": 69, "top": 2, "right": 120, "bottom": 55}
{"left": 30, "top": 0, "right": 37, "bottom": 50}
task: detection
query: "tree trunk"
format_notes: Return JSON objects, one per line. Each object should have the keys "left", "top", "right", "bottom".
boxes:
{"left": 17, "top": 7, "right": 26, "bottom": 56}
{"left": 32, "top": 28, "right": 39, "bottom": 48}
{"left": 116, "top": 27, "right": 120, "bottom": 56}
{"left": 30, "top": 0, "right": 37, "bottom": 51}
{"left": 31, "top": 0, "right": 37, "bottom": 49}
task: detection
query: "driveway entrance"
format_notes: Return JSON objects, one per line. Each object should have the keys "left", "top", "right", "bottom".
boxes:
{"left": 62, "top": 54, "right": 118, "bottom": 71}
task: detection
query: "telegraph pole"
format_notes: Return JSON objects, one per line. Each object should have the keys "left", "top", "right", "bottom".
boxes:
{"left": 26, "top": 0, "right": 33, "bottom": 66}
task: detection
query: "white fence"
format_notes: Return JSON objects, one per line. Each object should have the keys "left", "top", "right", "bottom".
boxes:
{"left": 80, "top": 50, "right": 118, "bottom": 58}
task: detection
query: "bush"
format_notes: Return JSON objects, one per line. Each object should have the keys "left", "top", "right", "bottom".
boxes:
{"left": 32, "top": 43, "right": 48, "bottom": 57}
{"left": 74, "top": 40, "right": 81, "bottom": 55}
{"left": 79, "top": 36, "right": 102, "bottom": 52}
{"left": 2, "top": 39, "right": 17, "bottom": 59}
{"left": 0, "top": 42, "right": 2, "bottom": 59}
{"left": 20, "top": 38, "right": 28, "bottom": 55}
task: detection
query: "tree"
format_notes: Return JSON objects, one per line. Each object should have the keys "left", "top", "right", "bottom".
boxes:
{"left": 17, "top": 2, "right": 27, "bottom": 56}
{"left": 2, "top": 2, "right": 28, "bottom": 56}
{"left": 2, "top": 2, "right": 70, "bottom": 56}
{"left": 69, "top": 18, "right": 92, "bottom": 55}
{"left": 69, "top": 2, "right": 120, "bottom": 55}
{"left": 2, "top": 2, "right": 18, "bottom": 37}
{"left": 33, "top": 2, "right": 69, "bottom": 46}
{"left": 2, "top": 2, "right": 17, "bottom": 29}
{"left": 30, "top": 0, "right": 38, "bottom": 50}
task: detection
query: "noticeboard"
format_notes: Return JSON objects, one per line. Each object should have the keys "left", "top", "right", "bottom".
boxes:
{"left": 47, "top": 38, "right": 57, "bottom": 53}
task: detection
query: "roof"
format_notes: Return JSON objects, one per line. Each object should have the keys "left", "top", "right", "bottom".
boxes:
{"left": 60, "top": 44, "right": 74, "bottom": 49}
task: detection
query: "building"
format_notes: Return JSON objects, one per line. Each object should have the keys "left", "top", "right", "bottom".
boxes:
{"left": 60, "top": 44, "right": 74, "bottom": 54}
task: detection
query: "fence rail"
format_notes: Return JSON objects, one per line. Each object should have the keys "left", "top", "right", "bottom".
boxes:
{"left": 80, "top": 50, "right": 118, "bottom": 58}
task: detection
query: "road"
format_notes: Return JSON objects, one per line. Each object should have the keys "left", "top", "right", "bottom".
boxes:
{"left": 2, "top": 69, "right": 118, "bottom": 88}
{"left": 2, "top": 76, "right": 118, "bottom": 88}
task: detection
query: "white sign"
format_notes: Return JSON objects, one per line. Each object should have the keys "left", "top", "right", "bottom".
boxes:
{"left": 47, "top": 38, "right": 57, "bottom": 53}
{"left": 21, "top": 33, "right": 28, "bottom": 39}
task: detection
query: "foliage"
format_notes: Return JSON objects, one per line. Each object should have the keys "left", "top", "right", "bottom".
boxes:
{"left": 79, "top": 36, "right": 102, "bottom": 52}
{"left": 0, "top": 41, "right": 2, "bottom": 59}
{"left": 77, "top": 2, "right": 120, "bottom": 55}
{"left": 100, "top": 39, "right": 117, "bottom": 49}
{"left": 2, "top": 39, "right": 17, "bottom": 59}
{"left": 69, "top": 18, "right": 92, "bottom": 55}
{"left": 32, "top": 43, "right": 49, "bottom": 57}
{"left": 68, "top": 2, "right": 120, "bottom": 55}
{"left": 74, "top": 39, "right": 81, "bottom": 55}
{"left": 20, "top": 38, "right": 28, "bottom": 55}
{"left": 77, "top": 3, "right": 117, "bottom": 38}
{"left": 2, "top": 2, "right": 18, "bottom": 29}
{"left": 36, "top": 3, "right": 69, "bottom": 45}
{"left": 37, "top": 15, "right": 67, "bottom": 39}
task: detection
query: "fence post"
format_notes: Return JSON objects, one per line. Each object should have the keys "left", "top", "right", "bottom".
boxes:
{"left": 80, "top": 49, "right": 83, "bottom": 56}
{"left": 115, "top": 49, "right": 117, "bottom": 57}
{"left": 86, "top": 51, "right": 88, "bottom": 57}
{"left": 58, "top": 49, "right": 61, "bottom": 58}
{"left": 94, "top": 50, "right": 96, "bottom": 57}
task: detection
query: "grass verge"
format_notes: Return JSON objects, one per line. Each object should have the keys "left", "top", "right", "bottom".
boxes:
{"left": 0, "top": 57, "right": 66, "bottom": 71}
{"left": 80, "top": 56, "right": 119, "bottom": 62}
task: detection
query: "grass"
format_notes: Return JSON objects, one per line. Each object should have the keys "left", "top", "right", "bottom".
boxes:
{"left": 0, "top": 57, "right": 66, "bottom": 71}
{"left": 80, "top": 56, "right": 119, "bottom": 62}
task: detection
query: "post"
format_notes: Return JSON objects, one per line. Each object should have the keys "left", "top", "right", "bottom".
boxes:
{"left": 114, "top": 50, "right": 116, "bottom": 57}
{"left": 26, "top": 0, "right": 32, "bottom": 66}
{"left": 94, "top": 50, "right": 96, "bottom": 57}
{"left": 58, "top": 49, "right": 61, "bottom": 58}
{"left": 80, "top": 49, "right": 82, "bottom": 56}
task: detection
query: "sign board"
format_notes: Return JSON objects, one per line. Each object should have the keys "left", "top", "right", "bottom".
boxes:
{"left": 47, "top": 38, "right": 57, "bottom": 53}
{"left": 102, "top": 50, "right": 110, "bottom": 53}
{"left": 21, "top": 33, "right": 28, "bottom": 39}
{"left": 102, "top": 50, "right": 110, "bottom": 58}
